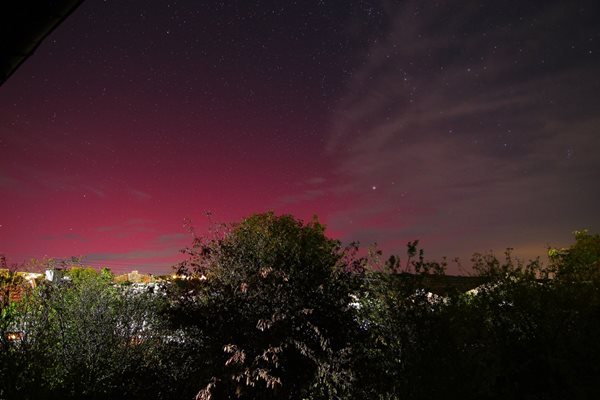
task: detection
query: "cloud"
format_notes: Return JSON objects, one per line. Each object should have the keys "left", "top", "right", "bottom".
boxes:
{"left": 85, "top": 247, "right": 177, "bottom": 261}
{"left": 323, "top": 0, "right": 600, "bottom": 261}
{"left": 41, "top": 232, "right": 87, "bottom": 242}
{"left": 95, "top": 218, "right": 155, "bottom": 233}
{"left": 82, "top": 185, "right": 106, "bottom": 198}
{"left": 82, "top": 237, "right": 188, "bottom": 275}
{"left": 129, "top": 188, "right": 152, "bottom": 200}
{"left": 10, "top": 167, "right": 107, "bottom": 198}
{"left": 81, "top": 230, "right": 192, "bottom": 274}
{"left": 0, "top": 172, "right": 19, "bottom": 189}
{"left": 277, "top": 189, "right": 326, "bottom": 206}
{"left": 156, "top": 232, "right": 189, "bottom": 244}
{"left": 306, "top": 177, "right": 326, "bottom": 185}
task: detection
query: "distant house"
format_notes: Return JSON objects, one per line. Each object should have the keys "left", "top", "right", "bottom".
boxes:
{"left": 45, "top": 268, "right": 66, "bottom": 283}
{"left": 114, "top": 270, "right": 155, "bottom": 284}
{"left": 128, "top": 270, "right": 143, "bottom": 283}
{"left": 1, "top": 271, "right": 42, "bottom": 304}
{"left": 16, "top": 271, "right": 44, "bottom": 288}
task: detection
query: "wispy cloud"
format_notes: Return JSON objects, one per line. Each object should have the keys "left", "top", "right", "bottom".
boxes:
{"left": 156, "top": 232, "right": 189, "bottom": 244}
{"left": 41, "top": 232, "right": 87, "bottom": 242}
{"left": 82, "top": 230, "right": 190, "bottom": 274}
{"left": 83, "top": 247, "right": 183, "bottom": 274}
{"left": 95, "top": 218, "right": 155, "bottom": 233}
{"left": 306, "top": 177, "right": 326, "bottom": 185}
{"left": 85, "top": 247, "right": 177, "bottom": 262}
{"left": 0, "top": 172, "right": 19, "bottom": 189}
{"left": 31, "top": 226, "right": 188, "bottom": 274}
{"left": 82, "top": 185, "right": 106, "bottom": 198}
{"left": 278, "top": 189, "right": 326, "bottom": 206}
{"left": 322, "top": 0, "right": 600, "bottom": 260}
{"left": 12, "top": 167, "right": 107, "bottom": 198}
{"left": 129, "top": 188, "right": 152, "bottom": 200}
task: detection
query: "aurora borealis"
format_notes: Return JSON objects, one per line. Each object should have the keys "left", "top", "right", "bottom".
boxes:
{"left": 1, "top": 0, "right": 599, "bottom": 273}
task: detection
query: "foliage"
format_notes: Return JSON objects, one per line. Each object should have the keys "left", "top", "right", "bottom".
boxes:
{"left": 0, "top": 269, "right": 179, "bottom": 400}
{"left": 2, "top": 218, "right": 600, "bottom": 400}
{"left": 172, "top": 212, "right": 358, "bottom": 399}
{"left": 350, "top": 240, "right": 452, "bottom": 399}
{"left": 549, "top": 230, "right": 600, "bottom": 282}
{"left": 471, "top": 247, "right": 544, "bottom": 280}
{"left": 351, "top": 234, "right": 600, "bottom": 400}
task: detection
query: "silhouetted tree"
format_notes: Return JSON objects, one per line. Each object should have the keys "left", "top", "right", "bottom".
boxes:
{"left": 171, "top": 212, "right": 358, "bottom": 399}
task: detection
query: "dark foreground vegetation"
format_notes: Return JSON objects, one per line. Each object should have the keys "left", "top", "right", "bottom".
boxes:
{"left": 1, "top": 213, "right": 600, "bottom": 400}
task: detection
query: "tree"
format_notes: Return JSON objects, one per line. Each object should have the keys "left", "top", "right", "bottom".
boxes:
{"left": 172, "top": 212, "right": 357, "bottom": 399}
{"left": 549, "top": 230, "right": 600, "bottom": 282}
{"left": 0, "top": 267, "right": 174, "bottom": 400}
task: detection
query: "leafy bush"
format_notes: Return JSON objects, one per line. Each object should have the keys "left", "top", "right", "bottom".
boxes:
{"left": 0, "top": 269, "right": 179, "bottom": 400}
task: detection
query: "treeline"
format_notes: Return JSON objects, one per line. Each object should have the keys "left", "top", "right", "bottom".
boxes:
{"left": 1, "top": 213, "right": 600, "bottom": 400}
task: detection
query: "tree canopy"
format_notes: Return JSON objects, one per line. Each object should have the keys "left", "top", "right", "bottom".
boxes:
{"left": 173, "top": 212, "right": 357, "bottom": 399}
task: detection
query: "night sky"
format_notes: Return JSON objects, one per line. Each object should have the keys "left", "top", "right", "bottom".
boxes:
{"left": 1, "top": 0, "right": 600, "bottom": 274}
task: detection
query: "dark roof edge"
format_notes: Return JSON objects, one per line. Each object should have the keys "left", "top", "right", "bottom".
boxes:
{"left": 1, "top": 0, "right": 85, "bottom": 86}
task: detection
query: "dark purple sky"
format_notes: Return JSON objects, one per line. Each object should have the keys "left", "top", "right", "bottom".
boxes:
{"left": 1, "top": 0, "right": 600, "bottom": 274}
